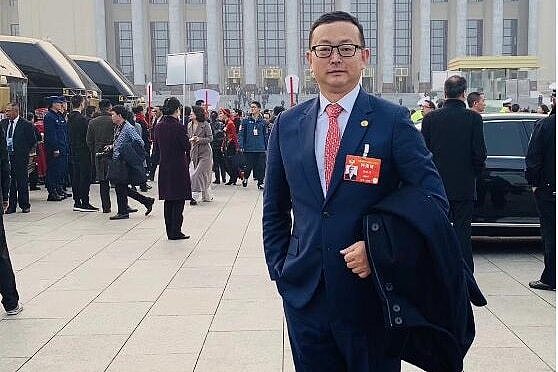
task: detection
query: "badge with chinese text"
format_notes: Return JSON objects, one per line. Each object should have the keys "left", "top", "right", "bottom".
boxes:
{"left": 343, "top": 155, "right": 381, "bottom": 184}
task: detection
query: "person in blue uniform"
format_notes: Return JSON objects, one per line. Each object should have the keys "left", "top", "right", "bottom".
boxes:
{"left": 238, "top": 101, "right": 268, "bottom": 189}
{"left": 43, "top": 96, "right": 70, "bottom": 201}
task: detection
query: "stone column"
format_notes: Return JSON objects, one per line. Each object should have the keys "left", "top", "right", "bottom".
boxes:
{"left": 131, "top": 0, "right": 146, "bottom": 85}
{"left": 381, "top": 0, "right": 394, "bottom": 92}
{"left": 336, "top": 0, "right": 351, "bottom": 12}
{"left": 528, "top": 0, "right": 539, "bottom": 88}
{"left": 285, "top": 0, "right": 299, "bottom": 78}
{"left": 94, "top": 0, "right": 107, "bottom": 59}
{"left": 206, "top": 0, "right": 222, "bottom": 90}
{"left": 455, "top": 0, "right": 467, "bottom": 57}
{"left": 242, "top": 0, "right": 257, "bottom": 88}
{"left": 168, "top": 0, "right": 184, "bottom": 54}
{"left": 419, "top": 0, "right": 430, "bottom": 92}
{"left": 492, "top": 0, "right": 503, "bottom": 55}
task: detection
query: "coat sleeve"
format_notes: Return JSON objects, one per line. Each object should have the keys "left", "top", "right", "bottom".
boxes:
{"left": 262, "top": 112, "right": 293, "bottom": 280}
{"left": 525, "top": 118, "right": 545, "bottom": 187}
{"left": 393, "top": 107, "right": 449, "bottom": 214}
{"left": 471, "top": 112, "right": 487, "bottom": 176}
{"left": 26, "top": 121, "right": 38, "bottom": 150}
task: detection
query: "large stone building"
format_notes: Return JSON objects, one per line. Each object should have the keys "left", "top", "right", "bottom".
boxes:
{"left": 1, "top": 0, "right": 555, "bottom": 98}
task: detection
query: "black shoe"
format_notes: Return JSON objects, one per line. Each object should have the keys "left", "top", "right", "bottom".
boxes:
{"left": 242, "top": 179, "right": 248, "bottom": 187}
{"left": 47, "top": 194, "right": 64, "bottom": 201}
{"left": 127, "top": 206, "right": 138, "bottom": 213}
{"left": 190, "top": 199, "right": 197, "bottom": 206}
{"left": 4, "top": 206, "right": 16, "bottom": 214}
{"left": 109, "top": 213, "right": 129, "bottom": 220}
{"left": 529, "top": 280, "right": 555, "bottom": 291}
{"left": 30, "top": 186, "right": 41, "bottom": 191}
{"left": 102, "top": 208, "right": 111, "bottom": 214}
{"left": 21, "top": 208, "right": 30, "bottom": 213}
{"left": 140, "top": 184, "right": 152, "bottom": 192}
{"left": 145, "top": 198, "right": 155, "bottom": 216}
{"left": 168, "top": 233, "right": 190, "bottom": 240}
{"left": 63, "top": 191, "right": 72, "bottom": 198}
{"left": 73, "top": 202, "right": 83, "bottom": 211}
{"left": 81, "top": 203, "right": 99, "bottom": 212}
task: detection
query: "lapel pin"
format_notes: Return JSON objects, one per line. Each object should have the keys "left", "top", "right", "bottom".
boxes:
{"left": 360, "top": 120, "right": 369, "bottom": 127}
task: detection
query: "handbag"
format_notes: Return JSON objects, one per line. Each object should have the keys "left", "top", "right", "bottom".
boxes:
{"left": 107, "top": 158, "right": 129, "bottom": 184}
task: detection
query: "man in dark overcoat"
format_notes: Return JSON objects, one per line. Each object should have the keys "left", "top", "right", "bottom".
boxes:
{"left": 86, "top": 99, "right": 114, "bottom": 213}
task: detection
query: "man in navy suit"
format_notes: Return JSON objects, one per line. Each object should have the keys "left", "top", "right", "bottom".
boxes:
{"left": 1, "top": 103, "right": 37, "bottom": 213}
{"left": 263, "top": 11, "right": 448, "bottom": 371}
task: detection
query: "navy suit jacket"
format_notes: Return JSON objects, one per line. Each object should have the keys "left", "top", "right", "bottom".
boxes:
{"left": 263, "top": 88, "right": 448, "bottom": 309}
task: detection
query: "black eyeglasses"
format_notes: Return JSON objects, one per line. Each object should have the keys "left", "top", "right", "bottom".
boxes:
{"left": 310, "top": 44, "right": 363, "bottom": 58}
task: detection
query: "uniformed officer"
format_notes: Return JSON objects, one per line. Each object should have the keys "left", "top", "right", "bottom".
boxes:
{"left": 500, "top": 97, "right": 512, "bottom": 113}
{"left": 238, "top": 101, "right": 268, "bottom": 189}
{"left": 44, "top": 96, "right": 70, "bottom": 201}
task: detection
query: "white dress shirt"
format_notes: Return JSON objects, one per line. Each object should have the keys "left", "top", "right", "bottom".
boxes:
{"left": 315, "top": 84, "right": 361, "bottom": 196}
{"left": 6, "top": 115, "right": 19, "bottom": 152}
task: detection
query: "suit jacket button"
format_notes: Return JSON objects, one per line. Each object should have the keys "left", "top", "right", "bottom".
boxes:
{"left": 322, "top": 211, "right": 330, "bottom": 218}
{"left": 385, "top": 282, "right": 394, "bottom": 292}
{"left": 394, "top": 317, "right": 403, "bottom": 325}
{"left": 371, "top": 223, "right": 380, "bottom": 231}
{"left": 392, "top": 304, "right": 401, "bottom": 312}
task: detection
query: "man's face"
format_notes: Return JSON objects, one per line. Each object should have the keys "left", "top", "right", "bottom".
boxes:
{"left": 475, "top": 95, "right": 486, "bottom": 113}
{"left": 250, "top": 104, "right": 260, "bottom": 117}
{"left": 422, "top": 104, "right": 433, "bottom": 115}
{"left": 349, "top": 166, "right": 357, "bottom": 175}
{"left": 4, "top": 105, "right": 18, "bottom": 120}
{"left": 306, "top": 21, "right": 370, "bottom": 96}
{"left": 263, "top": 113, "right": 271, "bottom": 122}
{"left": 51, "top": 102, "right": 63, "bottom": 112}
{"left": 110, "top": 111, "right": 123, "bottom": 125}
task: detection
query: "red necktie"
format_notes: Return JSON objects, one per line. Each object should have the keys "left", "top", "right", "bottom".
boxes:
{"left": 324, "top": 103, "right": 343, "bottom": 191}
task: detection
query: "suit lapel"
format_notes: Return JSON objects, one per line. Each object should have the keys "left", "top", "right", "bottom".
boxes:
{"left": 299, "top": 98, "right": 325, "bottom": 205}
{"left": 324, "top": 90, "right": 374, "bottom": 205}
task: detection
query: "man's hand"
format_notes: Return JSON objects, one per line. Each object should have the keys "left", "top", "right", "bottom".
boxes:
{"left": 340, "top": 241, "right": 372, "bottom": 279}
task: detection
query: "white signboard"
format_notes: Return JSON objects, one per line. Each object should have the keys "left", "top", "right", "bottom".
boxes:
{"left": 166, "top": 52, "right": 205, "bottom": 86}
{"left": 284, "top": 74, "right": 300, "bottom": 94}
{"left": 194, "top": 89, "right": 220, "bottom": 108}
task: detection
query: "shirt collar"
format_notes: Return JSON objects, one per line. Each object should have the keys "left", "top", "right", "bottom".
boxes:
{"left": 11, "top": 116, "right": 19, "bottom": 125}
{"left": 319, "top": 83, "right": 361, "bottom": 116}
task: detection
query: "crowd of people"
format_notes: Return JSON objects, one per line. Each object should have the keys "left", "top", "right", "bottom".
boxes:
{"left": 0, "top": 94, "right": 289, "bottom": 236}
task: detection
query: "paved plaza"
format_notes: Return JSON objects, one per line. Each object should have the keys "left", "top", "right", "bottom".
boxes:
{"left": 0, "top": 183, "right": 555, "bottom": 371}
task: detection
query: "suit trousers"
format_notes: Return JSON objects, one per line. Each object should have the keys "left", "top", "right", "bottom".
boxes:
{"left": 283, "top": 281, "right": 401, "bottom": 372}
{"left": 212, "top": 148, "right": 227, "bottom": 183}
{"left": 243, "top": 152, "right": 265, "bottom": 184}
{"left": 71, "top": 153, "right": 92, "bottom": 204}
{"left": 163, "top": 200, "right": 185, "bottom": 238}
{"left": 0, "top": 213, "right": 19, "bottom": 311}
{"left": 8, "top": 154, "right": 30, "bottom": 210}
{"left": 449, "top": 200, "right": 474, "bottom": 272}
{"left": 46, "top": 153, "right": 62, "bottom": 195}
{"left": 115, "top": 183, "right": 151, "bottom": 215}
{"left": 534, "top": 188, "right": 556, "bottom": 287}
{"left": 99, "top": 180, "right": 111, "bottom": 212}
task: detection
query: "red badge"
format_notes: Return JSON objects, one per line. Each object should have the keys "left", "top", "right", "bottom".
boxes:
{"left": 344, "top": 155, "right": 382, "bottom": 184}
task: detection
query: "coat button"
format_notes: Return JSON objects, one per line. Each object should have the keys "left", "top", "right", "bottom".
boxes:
{"left": 394, "top": 317, "right": 403, "bottom": 325}
{"left": 392, "top": 304, "right": 401, "bottom": 312}
{"left": 385, "top": 282, "right": 394, "bottom": 292}
{"left": 322, "top": 211, "right": 330, "bottom": 218}
{"left": 371, "top": 223, "right": 380, "bottom": 231}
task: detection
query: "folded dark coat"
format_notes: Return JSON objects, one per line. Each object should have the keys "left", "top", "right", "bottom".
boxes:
{"left": 364, "top": 186, "right": 486, "bottom": 372}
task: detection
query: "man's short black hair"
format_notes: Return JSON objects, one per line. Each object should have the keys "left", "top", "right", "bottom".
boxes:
{"left": 444, "top": 75, "right": 467, "bottom": 99}
{"left": 250, "top": 101, "right": 261, "bottom": 109}
{"left": 71, "top": 95, "right": 84, "bottom": 109}
{"left": 467, "top": 92, "right": 483, "bottom": 108}
{"left": 511, "top": 103, "right": 520, "bottom": 112}
{"left": 309, "top": 11, "right": 365, "bottom": 49}
{"left": 111, "top": 105, "right": 133, "bottom": 122}
{"left": 273, "top": 106, "right": 286, "bottom": 117}
{"left": 99, "top": 99, "right": 112, "bottom": 111}
{"left": 195, "top": 99, "right": 205, "bottom": 106}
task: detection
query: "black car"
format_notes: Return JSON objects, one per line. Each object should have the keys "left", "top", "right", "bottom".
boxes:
{"left": 472, "top": 113, "right": 546, "bottom": 237}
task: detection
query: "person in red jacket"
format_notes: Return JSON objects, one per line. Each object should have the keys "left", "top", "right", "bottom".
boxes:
{"left": 219, "top": 108, "right": 240, "bottom": 185}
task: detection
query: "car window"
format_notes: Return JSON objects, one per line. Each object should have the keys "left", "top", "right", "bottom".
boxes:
{"left": 523, "top": 120, "right": 539, "bottom": 138}
{"left": 483, "top": 120, "right": 525, "bottom": 157}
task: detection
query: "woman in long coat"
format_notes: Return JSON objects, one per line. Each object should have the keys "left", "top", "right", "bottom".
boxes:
{"left": 188, "top": 106, "right": 213, "bottom": 205}
{"left": 153, "top": 97, "right": 192, "bottom": 240}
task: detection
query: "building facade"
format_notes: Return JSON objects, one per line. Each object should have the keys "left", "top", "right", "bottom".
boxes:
{"left": 1, "top": 0, "right": 555, "bottom": 96}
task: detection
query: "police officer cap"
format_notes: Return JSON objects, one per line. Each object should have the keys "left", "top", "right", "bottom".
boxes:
{"left": 502, "top": 97, "right": 512, "bottom": 105}
{"left": 45, "top": 95, "right": 66, "bottom": 104}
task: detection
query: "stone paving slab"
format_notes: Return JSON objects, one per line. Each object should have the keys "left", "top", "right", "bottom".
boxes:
{"left": 1, "top": 183, "right": 555, "bottom": 371}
